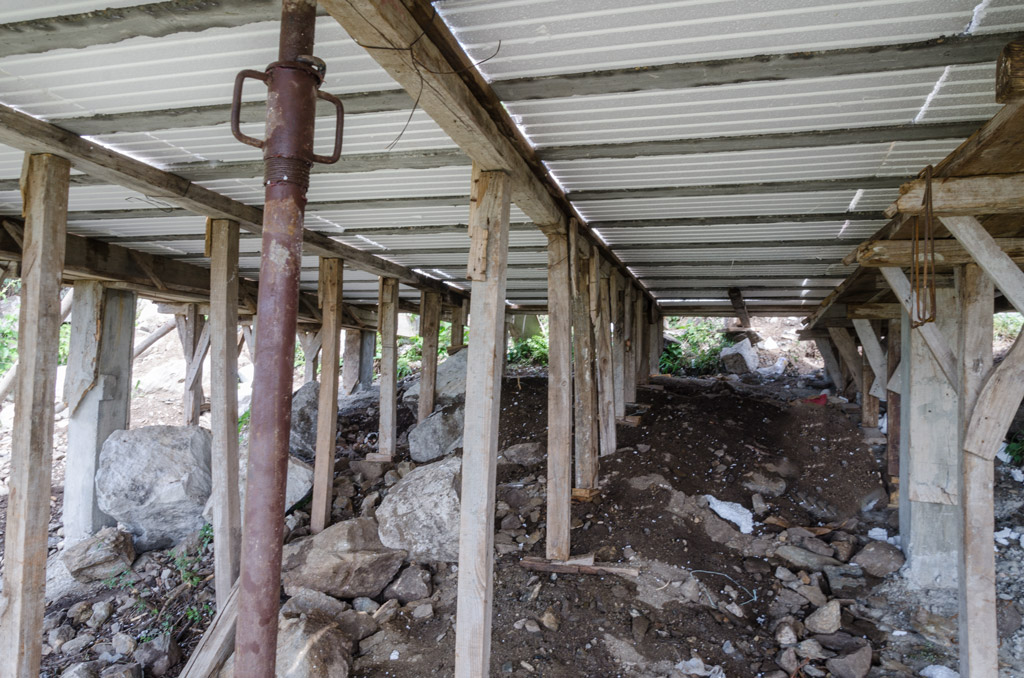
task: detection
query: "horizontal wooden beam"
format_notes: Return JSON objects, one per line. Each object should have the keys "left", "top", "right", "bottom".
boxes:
{"left": 570, "top": 176, "right": 902, "bottom": 202}
{"left": 886, "top": 173, "right": 1024, "bottom": 217}
{"left": 847, "top": 303, "right": 901, "bottom": 319}
{"left": 850, "top": 237, "right": 1024, "bottom": 267}
{"left": 499, "top": 33, "right": 1014, "bottom": 101}
{"left": 542, "top": 122, "right": 983, "bottom": 162}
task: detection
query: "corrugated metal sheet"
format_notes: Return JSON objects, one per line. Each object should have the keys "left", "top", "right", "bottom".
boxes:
{"left": 1, "top": 1, "right": 145, "bottom": 23}
{"left": 595, "top": 220, "right": 886, "bottom": 245}
{"left": 437, "top": 0, "right": 983, "bottom": 79}
{"left": 574, "top": 191, "right": 869, "bottom": 220}
{"left": 616, "top": 244, "right": 854, "bottom": 263}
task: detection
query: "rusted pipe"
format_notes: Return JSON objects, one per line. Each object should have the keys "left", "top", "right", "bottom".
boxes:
{"left": 232, "top": 1, "right": 342, "bottom": 676}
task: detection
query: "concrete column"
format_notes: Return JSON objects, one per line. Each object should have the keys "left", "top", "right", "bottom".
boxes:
{"left": 899, "top": 288, "right": 961, "bottom": 589}
{"left": 63, "top": 283, "right": 136, "bottom": 544}
{"left": 359, "top": 329, "right": 375, "bottom": 391}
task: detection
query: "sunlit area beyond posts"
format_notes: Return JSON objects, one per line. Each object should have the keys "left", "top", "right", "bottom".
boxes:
{"left": 0, "top": 2, "right": 1023, "bottom": 678}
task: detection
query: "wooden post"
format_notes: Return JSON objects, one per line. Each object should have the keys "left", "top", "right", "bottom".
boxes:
{"left": 610, "top": 272, "right": 626, "bottom": 418}
{"left": 311, "top": 258, "right": 343, "bottom": 534}
{"left": 827, "top": 327, "right": 864, "bottom": 392}
{"left": 176, "top": 304, "right": 208, "bottom": 426}
{"left": 622, "top": 282, "right": 636, "bottom": 405}
{"left": 633, "top": 289, "right": 647, "bottom": 387}
{"left": 0, "top": 152, "right": 70, "bottom": 678}
{"left": 449, "top": 298, "right": 467, "bottom": 354}
{"left": 815, "top": 338, "right": 845, "bottom": 391}
{"left": 595, "top": 269, "right": 616, "bottom": 459}
{"left": 649, "top": 311, "right": 663, "bottom": 375}
{"left": 886, "top": 319, "right": 902, "bottom": 478}
{"left": 418, "top": 290, "right": 441, "bottom": 422}
{"left": 570, "top": 224, "right": 599, "bottom": 491}
{"left": 956, "top": 263, "right": 997, "bottom": 677}
{"left": 861, "top": 355, "right": 880, "bottom": 428}
{"left": 728, "top": 287, "right": 751, "bottom": 328}
{"left": 359, "top": 330, "right": 375, "bottom": 391}
{"left": 297, "top": 329, "right": 321, "bottom": 384}
{"left": 454, "top": 168, "right": 510, "bottom": 678}
{"left": 341, "top": 329, "right": 361, "bottom": 396}
{"left": 372, "top": 277, "right": 399, "bottom": 462}
{"left": 208, "top": 219, "right": 241, "bottom": 608}
{"left": 637, "top": 297, "right": 651, "bottom": 385}
{"left": 544, "top": 228, "right": 572, "bottom": 562}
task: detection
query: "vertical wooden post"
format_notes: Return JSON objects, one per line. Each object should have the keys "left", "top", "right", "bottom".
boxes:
{"left": 861, "top": 355, "right": 880, "bottom": 428}
{"left": 610, "top": 272, "right": 625, "bottom": 418}
{"left": 649, "top": 310, "right": 663, "bottom": 375}
{"left": 595, "top": 268, "right": 616, "bottom": 459}
{"left": 0, "top": 153, "right": 70, "bottom": 678}
{"left": 177, "top": 304, "right": 207, "bottom": 426}
{"left": 622, "top": 282, "right": 636, "bottom": 405}
{"left": 359, "top": 330, "right": 376, "bottom": 391}
{"left": 297, "top": 329, "right": 321, "bottom": 384}
{"left": 449, "top": 298, "right": 468, "bottom": 353}
{"left": 418, "top": 290, "right": 441, "bottom": 422}
{"left": 454, "top": 168, "right": 511, "bottom": 678}
{"left": 341, "top": 329, "right": 361, "bottom": 396}
{"left": 637, "top": 297, "right": 651, "bottom": 385}
{"left": 816, "top": 338, "right": 845, "bottom": 391}
{"left": 827, "top": 327, "right": 864, "bottom": 392}
{"left": 63, "top": 282, "right": 135, "bottom": 544}
{"left": 956, "top": 263, "right": 997, "bottom": 677}
{"left": 543, "top": 228, "right": 572, "bottom": 562}
{"left": 208, "top": 219, "right": 241, "bottom": 608}
{"left": 570, "top": 225, "right": 598, "bottom": 491}
{"left": 373, "top": 277, "right": 399, "bottom": 462}
{"left": 886, "top": 319, "right": 902, "bottom": 478}
{"left": 311, "top": 258, "right": 343, "bottom": 534}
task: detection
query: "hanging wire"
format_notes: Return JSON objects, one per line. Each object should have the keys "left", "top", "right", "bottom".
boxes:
{"left": 910, "top": 165, "right": 937, "bottom": 327}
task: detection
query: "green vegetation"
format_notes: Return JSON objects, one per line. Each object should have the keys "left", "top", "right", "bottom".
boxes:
{"left": 172, "top": 522, "right": 213, "bottom": 588}
{"left": 994, "top": 312, "right": 1023, "bottom": 342}
{"left": 658, "top": 318, "right": 733, "bottom": 375}
{"left": 0, "top": 281, "right": 73, "bottom": 376}
{"left": 1006, "top": 430, "right": 1024, "bottom": 466}
{"left": 507, "top": 333, "right": 548, "bottom": 366}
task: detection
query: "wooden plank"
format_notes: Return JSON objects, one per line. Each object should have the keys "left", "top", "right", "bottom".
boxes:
{"left": 544, "top": 231, "right": 572, "bottom": 562}
{"left": 847, "top": 303, "right": 902, "bottom": 319}
{"left": 852, "top": 319, "right": 888, "bottom": 400}
{"left": 940, "top": 216, "right": 1024, "bottom": 313}
{"left": 997, "top": 39, "right": 1024, "bottom": 104}
{"left": 179, "top": 582, "right": 238, "bottom": 678}
{"left": 886, "top": 317, "right": 903, "bottom": 478}
{"left": 815, "top": 338, "right": 846, "bottom": 392}
{"left": 208, "top": 219, "right": 241, "bottom": 609}
{"left": 955, "top": 263, "right": 998, "bottom": 678}
{"left": 649, "top": 311, "right": 663, "bottom": 374}
{"left": 727, "top": 287, "right": 751, "bottom": 327}
{"left": 454, "top": 168, "right": 511, "bottom": 678}
{"left": 176, "top": 304, "right": 205, "bottom": 426}
{"left": 418, "top": 290, "right": 442, "bottom": 422}
{"left": 311, "top": 258, "right": 344, "bottom": 535}
{"left": 520, "top": 556, "right": 638, "bottom": 578}
{"left": 828, "top": 327, "right": 863, "bottom": 392}
{"left": 622, "top": 283, "right": 636, "bottom": 404}
{"left": 375, "top": 277, "right": 399, "bottom": 462}
{"left": 0, "top": 153, "right": 70, "bottom": 678}
{"left": 879, "top": 267, "right": 961, "bottom": 392}
{"left": 861, "top": 356, "right": 880, "bottom": 428}
{"left": 449, "top": 298, "right": 468, "bottom": 353}
{"left": 298, "top": 330, "right": 321, "bottom": 384}
{"left": 852, "top": 237, "right": 1024, "bottom": 267}
{"left": 636, "top": 296, "right": 650, "bottom": 386}
{"left": 341, "top": 329, "right": 361, "bottom": 396}
{"left": 595, "top": 272, "right": 616, "bottom": 460}
{"left": 571, "top": 225, "right": 599, "bottom": 491}
{"left": 610, "top": 272, "right": 626, "bottom": 419}
{"left": 888, "top": 173, "right": 1024, "bottom": 217}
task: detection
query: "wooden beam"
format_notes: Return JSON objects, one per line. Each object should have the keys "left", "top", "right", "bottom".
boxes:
{"left": 179, "top": 583, "right": 238, "bottom": 678}
{"left": 297, "top": 330, "right": 321, "bottom": 385}
{"left": 341, "top": 329, "right": 361, "bottom": 397}
{"left": 940, "top": 216, "right": 1024, "bottom": 313}
{"left": 573, "top": 176, "right": 902, "bottom": 203}
{"left": 622, "top": 284, "right": 637, "bottom": 405}
{"left": 634, "top": 290, "right": 649, "bottom": 387}
{"left": 847, "top": 303, "right": 901, "bottom": 319}
{"left": 815, "top": 338, "right": 845, "bottom": 392}
{"left": 176, "top": 305, "right": 206, "bottom": 426}
{"left": 595, "top": 272, "right": 616, "bottom": 460}
{"left": 887, "top": 173, "right": 1024, "bottom": 217}
{"left": 208, "top": 219, "right": 241, "bottom": 609}
{"left": 996, "top": 39, "right": 1024, "bottom": 104}
{"left": 956, "top": 263, "right": 998, "bottom": 678}
{"left": 851, "top": 237, "right": 1024, "bottom": 267}
{"left": 373, "top": 277, "right": 399, "bottom": 462}
{"left": 311, "top": 258, "right": 344, "bottom": 535}
{"left": 418, "top": 290, "right": 441, "bottom": 422}
{"left": 610, "top": 272, "right": 626, "bottom": 419}
{"left": 827, "top": 327, "right": 864, "bottom": 393}
{"left": 454, "top": 168, "right": 511, "bottom": 678}
{"left": 571, "top": 225, "right": 599, "bottom": 492}
{"left": 886, "top": 318, "right": 903, "bottom": 477}
{"left": 0, "top": 153, "right": 70, "bottom": 678}
{"left": 544, "top": 230, "right": 572, "bottom": 562}
{"left": 727, "top": 287, "right": 751, "bottom": 328}
{"left": 861, "top": 357, "right": 880, "bottom": 428}
{"left": 852, "top": 319, "right": 887, "bottom": 400}
{"left": 879, "top": 267, "right": 961, "bottom": 393}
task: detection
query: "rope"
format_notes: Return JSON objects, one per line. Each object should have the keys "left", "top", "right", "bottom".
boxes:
{"left": 910, "top": 165, "right": 937, "bottom": 327}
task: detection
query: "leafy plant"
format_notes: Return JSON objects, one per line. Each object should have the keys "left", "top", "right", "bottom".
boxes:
{"left": 173, "top": 523, "right": 213, "bottom": 588}
{"left": 507, "top": 333, "right": 548, "bottom": 366}
{"left": 659, "top": 318, "right": 732, "bottom": 375}
{"left": 57, "top": 322, "right": 71, "bottom": 365}
{"left": 0, "top": 312, "right": 17, "bottom": 376}
{"left": 1006, "top": 430, "right": 1024, "bottom": 466}
{"left": 994, "top": 312, "right": 1023, "bottom": 342}
{"left": 237, "top": 409, "right": 251, "bottom": 440}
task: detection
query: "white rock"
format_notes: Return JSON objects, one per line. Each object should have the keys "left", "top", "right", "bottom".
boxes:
{"left": 920, "top": 666, "right": 959, "bottom": 678}
{"left": 704, "top": 495, "right": 754, "bottom": 534}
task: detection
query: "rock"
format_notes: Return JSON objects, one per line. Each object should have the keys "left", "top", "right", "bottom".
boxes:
{"left": 96, "top": 426, "right": 212, "bottom": 551}
{"left": 524, "top": 619, "right": 541, "bottom": 633}
{"left": 720, "top": 338, "right": 758, "bottom": 374}
{"left": 813, "top": 632, "right": 868, "bottom": 653}
{"left": 851, "top": 541, "right": 905, "bottom": 577}
{"left": 133, "top": 634, "right": 181, "bottom": 676}
{"left": 823, "top": 564, "right": 865, "bottom": 591}
{"left": 805, "top": 600, "right": 842, "bottom": 635}
{"left": 998, "top": 601, "right": 1023, "bottom": 637}
{"left": 412, "top": 603, "right": 434, "bottom": 620}
{"left": 62, "top": 634, "right": 95, "bottom": 656}
{"left": 281, "top": 518, "right": 405, "bottom": 599}
{"left": 408, "top": 404, "right": 464, "bottom": 462}
{"left": 776, "top": 647, "right": 799, "bottom": 673}
{"left": 289, "top": 381, "right": 320, "bottom": 463}
{"left": 63, "top": 662, "right": 102, "bottom": 678}
{"left": 796, "top": 639, "right": 831, "bottom": 660}
{"left": 741, "top": 471, "right": 787, "bottom": 497}
{"left": 100, "top": 665, "right": 142, "bottom": 678}
{"left": 69, "top": 600, "right": 94, "bottom": 625}
{"left": 403, "top": 349, "right": 468, "bottom": 405}
{"left": 61, "top": 528, "right": 136, "bottom": 583}
{"left": 498, "top": 442, "right": 545, "bottom": 466}
{"left": 221, "top": 613, "right": 352, "bottom": 678}
{"left": 111, "top": 633, "right": 137, "bottom": 657}
{"left": 751, "top": 493, "right": 769, "bottom": 516}
{"left": 796, "top": 584, "right": 828, "bottom": 607}
{"left": 774, "top": 545, "right": 841, "bottom": 572}
{"left": 383, "top": 565, "right": 432, "bottom": 605}
{"left": 373, "top": 599, "right": 400, "bottom": 625}
{"left": 281, "top": 587, "right": 350, "bottom": 620}
{"left": 775, "top": 622, "right": 798, "bottom": 646}
{"left": 824, "top": 645, "right": 872, "bottom": 678}
{"left": 540, "top": 608, "right": 560, "bottom": 631}
{"left": 86, "top": 600, "right": 113, "bottom": 629}
{"left": 349, "top": 460, "right": 385, "bottom": 483}
{"left": 920, "top": 666, "right": 958, "bottom": 678}
{"left": 49, "top": 625, "right": 76, "bottom": 652}
{"left": 338, "top": 388, "right": 379, "bottom": 417}
{"left": 377, "top": 456, "right": 461, "bottom": 562}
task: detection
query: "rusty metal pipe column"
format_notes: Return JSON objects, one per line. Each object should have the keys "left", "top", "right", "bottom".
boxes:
{"left": 231, "top": 1, "right": 343, "bottom": 675}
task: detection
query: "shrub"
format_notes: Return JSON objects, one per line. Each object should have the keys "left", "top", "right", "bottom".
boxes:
{"left": 994, "top": 312, "right": 1023, "bottom": 342}
{"left": 508, "top": 333, "right": 548, "bottom": 366}
{"left": 659, "top": 317, "right": 732, "bottom": 375}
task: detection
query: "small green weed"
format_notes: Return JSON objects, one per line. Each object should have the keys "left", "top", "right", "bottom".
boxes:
{"left": 1006, "top": 430, "right": 1024, "bottom": 466}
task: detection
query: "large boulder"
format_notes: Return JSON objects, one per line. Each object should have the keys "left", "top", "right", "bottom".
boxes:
{"left": 220, "top": 613, "right": 353, "bottom": 678}
{"left": 402, "top": 349, "right": 468, "bottom": 405}
{"left": 851, "top": 541, "right": 905, "bottom": 577}
{"left": 408, "top": 404, "right": 464, "bottom": 462}
{"left": 720, "top": 338, "right": 759, "bottom": 374}
{"left": 281, "top": 518, "right": 405, "bottom": 599}
{"left": 61, "top": 527, "right": 135, "bottom": 583}
{"left": 289, "top": 381, "right": 320, "bottom": 463}
{"left": 96, "top": 426, "right": 212, "bottom": 551}
{"left": 376, "top": 456, "right": 461, "bottom": 562}
{"left": 204, "top": 450, "right": 314, "bottom": 525}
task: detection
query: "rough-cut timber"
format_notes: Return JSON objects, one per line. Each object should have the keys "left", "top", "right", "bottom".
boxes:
{"left": 544, "top": 229, "right": 572, "bottom": 562}
{"left": 418, "top": 290, "right": 442, "bottom": 423}
{"left": 375, "top": 277, "right": 400, "bottom": 462}
{"left": 311, "top": 258, "right": 343, "bottom": 534}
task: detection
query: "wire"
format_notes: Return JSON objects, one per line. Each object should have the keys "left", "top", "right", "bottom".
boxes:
{"left": 910, "top": 165, "right": 937, "bottom": 327}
